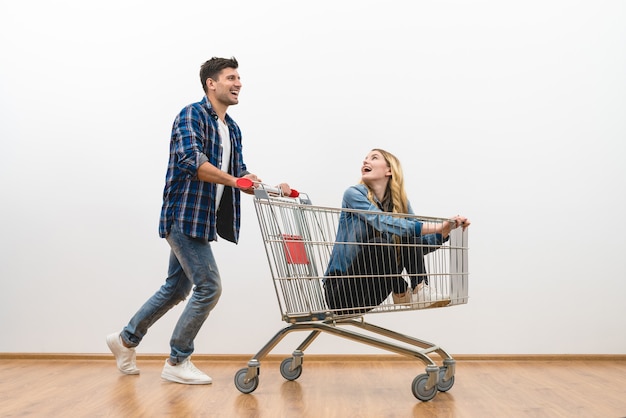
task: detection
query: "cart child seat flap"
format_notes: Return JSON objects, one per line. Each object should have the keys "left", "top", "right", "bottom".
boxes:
{"left": 282, "top": 234, "right": 309, "bottom": 264}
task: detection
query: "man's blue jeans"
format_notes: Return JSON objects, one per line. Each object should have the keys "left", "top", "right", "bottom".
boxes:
{"left": 120, "top": 223, "right": 222, "bottom": 365}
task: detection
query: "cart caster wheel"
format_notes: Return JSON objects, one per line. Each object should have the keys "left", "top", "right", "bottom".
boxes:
{"left": 234, "top": 368, "right": 259, "bottom": 394}
{"left": 437, "top": 367, "right": 455, "bottom": 392}
{"left": 280, "top": 358, "right": 302, "bottom": 381}
{"left": 412, "top": 373, "right": 438, "bottom": 402}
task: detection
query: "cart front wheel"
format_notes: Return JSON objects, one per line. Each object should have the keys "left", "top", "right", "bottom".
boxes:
{"left": 234, "top": 368, "right": 259, "bottom": 394}
{"left": 437, "top": 367, "right": 455, "bottom": 392}
{"left": 412, "top": 373, "right": 438, "bottom": 401}
{"left": 280, "top": 358, "right": 303, "bottom": 381}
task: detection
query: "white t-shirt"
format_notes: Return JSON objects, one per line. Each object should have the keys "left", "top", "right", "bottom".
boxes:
{"left": 215, "top": 119, "right": 231, "bottom": 207}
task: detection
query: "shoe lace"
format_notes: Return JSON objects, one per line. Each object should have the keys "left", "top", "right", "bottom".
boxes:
{"left": 414, "top": 285, "right": 433, "bottom": 301}
{"left": 182, "top": 359, "right": 204, "bottom": 376}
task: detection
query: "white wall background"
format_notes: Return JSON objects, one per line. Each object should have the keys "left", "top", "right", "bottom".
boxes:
{"left": 1, "top": 0, "right": 624, "bottom": 356}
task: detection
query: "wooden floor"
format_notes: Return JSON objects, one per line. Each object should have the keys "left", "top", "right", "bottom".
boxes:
{"left": 1, "top": 356, "right": 625, "bottom": 417}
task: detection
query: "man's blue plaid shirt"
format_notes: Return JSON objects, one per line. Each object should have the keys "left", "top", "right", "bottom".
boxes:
{"left": 159, "top": 96, "right": 248, "bottom": 242}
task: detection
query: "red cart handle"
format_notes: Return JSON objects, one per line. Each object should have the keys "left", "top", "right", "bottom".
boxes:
{"left": 236, "top": 178, "right": 299, "bottom": 198}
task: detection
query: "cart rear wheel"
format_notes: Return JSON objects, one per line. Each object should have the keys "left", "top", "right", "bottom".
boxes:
{"left": 437, "top": 367, "right": 455, "bottom": 392}
{"left": 280, "top": 358, "right": 302, "bottom": 381}
{"left": 234, "top": 368, "right": 259, "bottom": 394}
{"left": 412, "top": 373, "right": 438, "bottom": 401}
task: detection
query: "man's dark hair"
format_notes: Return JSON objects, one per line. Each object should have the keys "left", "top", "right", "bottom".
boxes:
{"left": 200, "top": 57, "right": 239, "bottom": 93}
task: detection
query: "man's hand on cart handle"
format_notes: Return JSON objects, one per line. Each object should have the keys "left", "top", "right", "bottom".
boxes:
{"left": 235, "top": 176, "right": 259, "bottom": 195}
{"left": 236, "top": 178, "right": 299, "bottom": 198}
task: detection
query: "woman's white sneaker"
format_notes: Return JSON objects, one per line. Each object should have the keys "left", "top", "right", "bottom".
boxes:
{"left": 411, "top": 283, "right": 450, "bottom": 309}
{"left": 161, "top": 357, "right": 212, "bottom": 385}
{"left": 392, "top": 291, "right": 411, "bottom": 304}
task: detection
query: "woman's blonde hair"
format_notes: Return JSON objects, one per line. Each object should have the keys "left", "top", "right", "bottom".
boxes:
{"left": 362, "top": 148, "right": 409, "bottom": 214}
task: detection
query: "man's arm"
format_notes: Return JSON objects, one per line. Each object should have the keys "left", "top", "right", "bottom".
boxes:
{"left": 196, "top": 161, "right": 259, "bottom": 193}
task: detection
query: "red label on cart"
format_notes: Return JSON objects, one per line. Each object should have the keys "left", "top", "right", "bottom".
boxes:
{"left": 282, "top": 234, "right": 309, "bottom": 264}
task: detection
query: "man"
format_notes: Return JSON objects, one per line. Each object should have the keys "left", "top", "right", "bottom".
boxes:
{"left": 106, "top": 57, "right": 290, "bottom": 385}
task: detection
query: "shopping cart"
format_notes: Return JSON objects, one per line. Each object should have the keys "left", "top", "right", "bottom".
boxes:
{"left": 233, "top": 183, "right": 469, "bottom": 401}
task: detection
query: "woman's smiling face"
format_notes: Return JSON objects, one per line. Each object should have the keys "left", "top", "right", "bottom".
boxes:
{"left": 361, "top": 150, "right": 391, "bottom": 185}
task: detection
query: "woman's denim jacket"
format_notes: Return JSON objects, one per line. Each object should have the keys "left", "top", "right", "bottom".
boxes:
{"left": 324, "top": 184, "right": 446, "bottom": 276}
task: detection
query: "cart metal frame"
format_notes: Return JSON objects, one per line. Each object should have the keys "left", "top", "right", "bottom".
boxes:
{"left": 234, "top": 188, "right": 469, "bottom": 401}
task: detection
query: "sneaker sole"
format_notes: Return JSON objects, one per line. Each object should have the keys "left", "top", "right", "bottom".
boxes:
{"left": 411, "top": 299, "right": 451, "bottom": 309}
{"left": 426, "top": 299, "right": 451, "bottom": 308}
{"left": 161, "top": 372, "right": 212, "bottom": 385}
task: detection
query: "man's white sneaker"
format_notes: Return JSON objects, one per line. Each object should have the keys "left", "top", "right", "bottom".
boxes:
{"left": 161, "top": 358, "right": 212, "bottom": 385}
{"left": 106, "top": 332, "right": 140, "bottom": 375}
{"left": 411, "top": 283, "right": 450, "bottom": 309}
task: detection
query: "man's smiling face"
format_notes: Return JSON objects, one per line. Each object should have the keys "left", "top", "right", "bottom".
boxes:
{"left": 210, "top": 68, "right": 241, "bottom": 106}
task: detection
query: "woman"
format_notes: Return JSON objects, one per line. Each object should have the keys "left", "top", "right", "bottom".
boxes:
{"left": 323, "top": 149, "right": 470, "bottom": 314}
